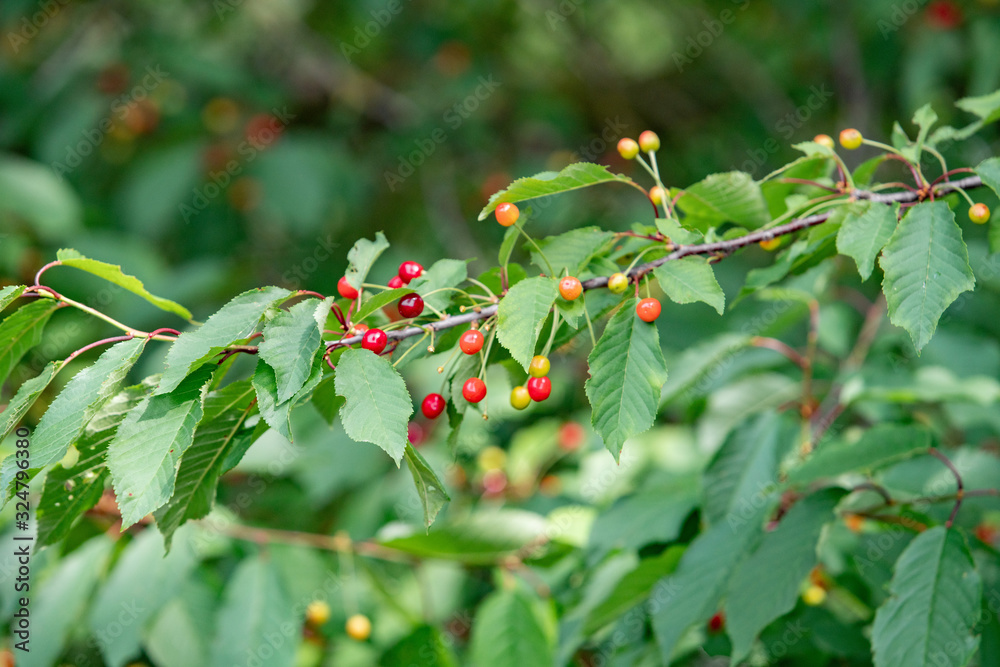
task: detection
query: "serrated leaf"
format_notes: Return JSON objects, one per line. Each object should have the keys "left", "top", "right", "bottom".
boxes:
{"left": 0, "top": 299, "right": 59, "bottom": 390}
{"left": 880, "top": 202, "right": 975, "bottom": 352}
{"left": 654, "top": 216, "right": 702, "bottom": 244}
{"left": 344, "top": 231, "right": 389, "bottom": 291}
{"left": 702, "top": 412, "right": 797, "bottom": 526}
{"left": 157, "top": 286, "right": 291, "bottom": 394}
{"left": 588, "top": 485, "right": 698, "bottom": 556}
{"left": 156, "top": 381, "right": 258, "bottom": 548}
{"left": 584, "top": 546, "right": 684, "bottom": 634}
{"left": 653, "top": 257, "right": 725, "bottom": 314}
{"left": 675, "top": 171, "right": 771, "bottom": 230}
{"left": 479, "top": 162, "right": 634, "bottom": 220}
{"left": 725, "top": 488, "right": 846, "bottom": 661}
{"left": 791, "top": 141, "right": 837, "bottom": 158}
{"left": 496, "top": 276, "right": 559, "bottom": 372}
{"left": 912, "top": 103, "right": 938, "bottom": 159}
{"left": 976, "top": 157, "right": 1000, "bottom": 199}
{"left": 660, "top": 333, "right": 752, "bottom": 404}
{"left": 335, "top": 347, "right": 412, "bottom": 465}
{"left": 529, "top": 227, "right": 615, "bottom": 276}
{"left": 469, "top": 589, "right": 554, "bottom": 667}
{"left": 257, "top": 299, "right": 326, "bottom": 402}
{"left": 650, "top": 503, "right": 770, "bottom": 664}
{"left": 407, "top": 258, "right": 468, "bottom": 311}
{"left": 252, "top": 354, "right": 324, "bottom": 441}
{"left": 382, "top": 625, "right": 458, "bottom": 667}
{"left": 36, "top": 383, "right": 150, "bottom": 547}
{"left": 27, "top": 337, "right": 146, "bottom": 472}
{"left": 872, "top": 527, "right": 982, "bottom": 667}
{"left": 380, "top": 509, "right": 547, "bottom": 564}
{"left": 837, "top": 201, "right": 898, "bottom": 280}
{"left": 108, "top": 365, "right": 214, "bottom": 528}
{"left": 0, "top": 285, "right": 24, "bottom": 313}
{"left": 0, "top": 361, "right": 59, "bottom": 445}
{"left": 310, "top": 374, "right": 343, "bottom": 425}
{"left": 404, "top": 443, "right": 450, "bottom": 529}
{"left": 55, "top": 249, "right": 192, "bottom": 320}
{"left": 353, "top": 288, "right": 409, "bottom": 322}
{"left": 955, "top": 89, "right": 1000, "bottom": 123}
{"left": 585, "top": 298, "right": 669, "bottom": 460}
{"left": 786, "top": 424, "right": 932, "bottom": 485}
{"left": 209, "top": 556, "right": 297, "bottom": 667}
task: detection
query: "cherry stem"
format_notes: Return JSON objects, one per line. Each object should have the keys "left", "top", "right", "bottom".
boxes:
{"left": 61, "top": 334, "right": 135, "bottom": 369}
{"left": 929, "top": 448, "right": 964, "bottom": 528}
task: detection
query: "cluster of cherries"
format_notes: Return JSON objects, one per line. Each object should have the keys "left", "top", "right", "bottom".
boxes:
{"left": 336, "top": 260, "right": 427, "bottom": 355}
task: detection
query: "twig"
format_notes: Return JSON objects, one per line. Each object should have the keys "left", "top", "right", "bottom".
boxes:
{"left": 929, "top": 448, "right": 964, "bottom": 528}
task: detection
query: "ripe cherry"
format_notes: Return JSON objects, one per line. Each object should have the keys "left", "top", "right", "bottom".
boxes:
{"left": 398, "top": 293, "right": 425, "bottom": 318}
{"left": 338, "top": 276, "right": 359, "bottom": 300}
{"left": 526, "top": 376, "right": 551, "bottom": 402}
{"left": 707, "top": 611, "right": 725, "bottom": 634}
{"left": 558, "top": 422, "right": 585, "bottom": 451}
{"left": 398, "top": 261, "right": 424, "bottom": 284}
{"left": 306, "top": 600, "right": 331, "bottom": 626}
{"left": 559, "top": 276, "right": 582, "bottom": 301}
{"left": 462, "top": 377, "right": 487, "bottom": 403}
{"left": 421, "top": 393, "right": 446, "bottom": 419}
{"left": 352, "top": 322, "right": 369, "bottom": 335}
{"left": 617, "top": 138, "right": 639, "bottom": 160}
{"left": 495, "top": 202, "right": 520, "bottom": 227}
{"left": 970, "top": 203, "right": 991, "bottom": 224}
{"left": 926, "top": 1, "right": 962, "bottom": 29}
{"left": 528, "top": 355, "right": 550, "bottom": 378}
{"left": 345, "top": 614, "right": 371, "bottom": 641}
{"left": 510, "top": 385, "right": 531, "bottom": 410}
{"left": 636, "top": 297, "right": 661, "bottom": 322}
{"left": 759, "top": 238, "right": 781, "bottom": 251}
{"left": 361, "top": 328, "right": 388, "bottom": 354}
{"left": 608, "top": 272, "right": 629, "bottom": 294}
{"left": 459, "top": 329, "right": 485, "bottom": 355}
{"left": 638, "top": 130, "right": 660, "bottom": 153}
{"left": 813, "top": 134, "right": 835, "bottom": 149}
{"left": 407, "top": 421, "right": 425, "bottom": 446}
{"left": 388, "top": 275, "right": 404, "bottom": 289}
{"left": 839, "top": 128, "right": 863, "bottom": 150}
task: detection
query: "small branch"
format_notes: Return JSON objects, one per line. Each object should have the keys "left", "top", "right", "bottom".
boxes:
{"left": 750, "top": 336, "right": 809, "bottom": 370}
{"left": 929, "top": 448, "right": 964, "bottom": 528}
{"left": 851, "top": 482, "right": 894, "bottom": 505}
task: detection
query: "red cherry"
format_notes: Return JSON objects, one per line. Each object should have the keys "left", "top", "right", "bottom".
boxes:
{"left": 398, "top": 261, "right": 424, "bottom": 284}
{"left": 526, "top": 376, "right": 551, "bottom": 402}
{"left": 421, "top": 393, "right": 446, "bottom": 419}
{"left": 559, "top": 276, "right": 582, "bottom": 301}
{"left": 338, "top": 276, "right": 359, "bottom": 300}
{"left": 361, "top": 328, "right": 387, "bottom": 354}
{"left": 636, "top": 298, "right": 661, "bottom": 322}
{"left": 388, "top": 276, "right": 404, "bottom": 289}
{"left": 927, "top": 1, "right": 962, "bottom": 29}
{"left": 407, "top": 422, "right": 425, "bottom": 446}
{"left": 398, "top": 293, "right": 424, "bottom": 319}
{"left": 708, "top": 611, "right": 725, "bottom": 634}
{"left": 459, "top": 329, "right": 485, "bottom": 355}
{"left": 462, "top": 377, "right": 487, "bottom": 403}
{"left": 558, "top": 422, "right": 586, "bottom": 452}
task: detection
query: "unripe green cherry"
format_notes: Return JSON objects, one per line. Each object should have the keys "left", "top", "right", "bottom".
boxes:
{"left": 839, "top": 128, "right": 863, "bottom": 150}
{"left": 510, "top": 386, "right": 530, "bottom": 410}
{"left": 639, "top": 130, "right": 660, "bottom": 152}
{"left": 607, "top": 272, "right": 629, "bottom": 294}
{"left": 617, "top": 138, "right": 639, "bottom": 160}
{"left": 528, "top": 355, "right": 550, "bottom": 378}
{"left": 970, "top": 203, "right": 991, "bottom": 224}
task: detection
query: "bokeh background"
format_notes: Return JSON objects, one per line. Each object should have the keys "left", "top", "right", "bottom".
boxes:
{"left": 2, "top": 1, "right": 1000, "bottom": 665}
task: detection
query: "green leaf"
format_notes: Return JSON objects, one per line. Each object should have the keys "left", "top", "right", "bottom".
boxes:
{"left": 650, "top": 503, "right": 770, "bottom": 664}
{"left": 498, "top": 224, "right": 519, "bottom": 266}
{"left": 0, "top": 299, "right": 60, "bottom": 390}
{"left": 837, "top": 201, "right": 899, "bottom": 280}
{"left": 209, "top": 556, "right": 297, "bottom": 667}
{"left": 880, "top": 202, "right": 975, "bottom": 352}
{"left": 56, "top": 249, "right": 193, "bottom": 320}
{"left": 89, "top": 528, "right": 198, "bottom": 667}
{"left": 0, "top": 362, "right": 59, "bottom": 446}
{"left": 27, "top": 337, "right": 146, "bottom": 471}
{"left": 469, "top": 589, "right": 554, "bottom": 667}
{"left": 702, "top": 412, "right": 797, "bottom": 526}
{"left": 252, "top": 354, "right": 324, "bottom": 441}
{"left": 156, "top": 381, "right": 258, "bottom": 548}
{"left": 353, "top": 288, "right": 409, "bottom": 322}
{"left": 653, "top": 257, "right": 726, "bottom": 314}
{"left": 585, "top": 298, "right": 668, "bottom": 460}
{"left": 660, "top": 332, "right": 752, "bottom": 404}
{"left": 955, "top": 88, "right": 1000, "bottom": 123}
{"left": 257, "top": 298, "right": 326, "bottom": 402}
{"left": 381, "top": 510, "right": 547, "bottom": 565}
{"left": 584, "top": 546, "right": 685, "bottom": 634}
{"left": 975, "top": 157, "right": 1000, "bottom": 199}
{"left": 382, "top": 626, "right": 458, "bottom": 667}
{"left": 18, "top": 537, "right": 112, "bottom": 667}
{"left": 655, "top": 216, "right": 703, "bottom": 244}
{"left": 404, "top": 443, "right": 450, "bottom": 529}
{"left": 0, "top": 153, "right": 82, "bottom": 242}
{"left": 912, "top": 103, "right": 938, "bottom": 159}
{"left": 530, "top": 227, "right": 615, "bottom": 276}
{"left": 157, "top": 286, "right": 291, "bottom": 394}
{"left": 588, "top": 485, "right": 698, "bottom": 556}
{"left": 310, "top": 374, "right": 343, "bottom": 425}
{"left": 36, "top": 383, "right": 150, "bottom": 547}
{"left": 108, "top": 365, "right": 214, "bottom": 528}
{"left": 334, "top": 347, "right": 412, "bottom": 465}
{"left": 479, "top": 162, "right": 633, "bottom": 220}
{"left": 496, "top": 276, "right": 560, "bottom": 372}
{"left": 725, "top": 488, "right": 846, "bottom": 661}
{"left": 407, "top": 258, "right": 469, "bottom": 311}
{"left": 872, "top": 527, "right": 982, "bottom": 667}
{"left": 344, "top": 231, "right": 390, "bottom": 291}
{"left": 0, "top": 285, "right": 24, "bottom": 313}
{"left": 675, "top": 171, "right": 771, "bottom": 230}
{"left": 786, "top": 424, "right": 932, "bottom": 485}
